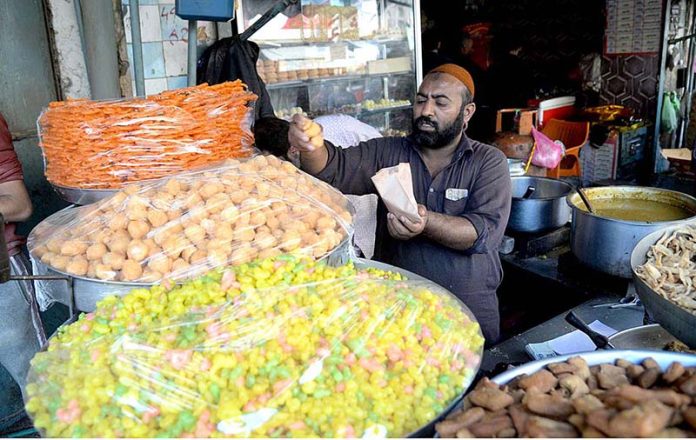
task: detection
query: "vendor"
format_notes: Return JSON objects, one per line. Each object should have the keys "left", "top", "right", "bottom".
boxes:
{"left": 288, "top": 64, "right": 512, "bottom": 343}
{"left": 0, "top": 112, "right": 44, "bottom": 432}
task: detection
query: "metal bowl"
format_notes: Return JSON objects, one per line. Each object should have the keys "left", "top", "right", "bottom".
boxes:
{"left": 631, "top": 224, "right": 696, "bottom": 348}
{"left": 491, "top": 350, "right": 696, "bottom": 385}
{"left": 51, "top": 183, "right": 117, "bottom": 206}
{"left": 508, "top": 176, "right": 572, "bottom": 233}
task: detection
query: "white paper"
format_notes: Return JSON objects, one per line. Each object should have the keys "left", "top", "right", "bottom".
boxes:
{"left": 371, "top": 163, "right": 421, "bottom": 223}
{"left": 548, "top": 320, "right": 617, "bottom": 355}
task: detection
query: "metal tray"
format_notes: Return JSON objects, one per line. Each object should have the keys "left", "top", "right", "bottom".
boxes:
{"left": 36, "top": 254, "right": 482, "bottom": 438}
{"left": 609, "top": 324, "right": 678, "bottom": 350}
{"left": 51, "top": 183, "right": 117, "bottom": 205}
{"left": 631, "top": 224, "right": 696, "bottom": 349}
{"left": 30, "top": 237, "right": 353, "bottom": 313}
{"left": 491, "top": 350, "right": 696, "bottom": 385}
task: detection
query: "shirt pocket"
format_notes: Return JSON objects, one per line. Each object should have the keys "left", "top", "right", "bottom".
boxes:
{"left": 443, "top": 188, "right": 468, "bottom": 215}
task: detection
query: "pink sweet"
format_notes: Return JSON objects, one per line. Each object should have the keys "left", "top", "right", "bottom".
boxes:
{"left": 403, "top": 385, "right": 414, "bottom": 395}
{"left": 289, "top": 421, "right": 306, "bottom": 431}
{"left": 344, "top": 353, "right": 356, "bottom": 366}
{"left": 344, "top": 424, "right": 356, "bottom": 438}
{"left": 85, "top": 313, "right": 95, "bottom": 321}
{"left": 199, "top": 357, "right": 211, "bottom": 372}
{"left": 142, "top": 406, "right": 160, "bottom": 423}
{"left": 164, "top": 333, "right": 177, "bottom": 342}
{"left": 80, "top": 324, "right": 90, "bottom": 332}
{"left": 273, "top": 379, "right": 293, "bottom": 394}
{"left": 386, "top": 345, "right": 402, "bottom": 362}
{"left": 166, "top": 349, "right": 193, "bottom": 369}
{"left": 90, "top": 350, "right": 101, "bottom": 363}
{"left": 358, "top": 358, "right": 381, "bottom": 373}
{"left": 335, "top": 383, "right": 346, "bottom": 392}
{"left": 220, "top": 271, "right": 237, "bottom": 291}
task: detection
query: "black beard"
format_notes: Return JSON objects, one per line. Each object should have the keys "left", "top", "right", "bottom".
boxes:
{"left": 412, "top": 108, "right": 466, "bottom": 150}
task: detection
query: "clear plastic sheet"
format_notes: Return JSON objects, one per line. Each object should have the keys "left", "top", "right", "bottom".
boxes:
{"left": 37, "top": 81, "right": 256, "bottom": 189}
{"left": 28, "top": 155, "right": 353, "bottom": 286}
{"left": 25, "top": 256, "right": 484, "bottom": 438}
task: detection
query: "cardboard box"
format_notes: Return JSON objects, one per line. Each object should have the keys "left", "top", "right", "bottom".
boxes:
{"left": 367, "top": 57, "right": 411, "bottom": 75}
{"left": 495, "top": 108, "right": 537, "bottom": 136}
{"left": 580, "top": 130, "right": 619, "bottom": 184}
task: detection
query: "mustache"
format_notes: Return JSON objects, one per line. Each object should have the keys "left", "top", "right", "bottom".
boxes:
{"left": 415, "top": 116, "right": 438, "bottom": 129}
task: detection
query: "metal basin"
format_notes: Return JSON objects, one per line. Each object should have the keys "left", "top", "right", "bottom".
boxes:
{"left": 508, "top": 176, "right": 572, "bottom": 233}
{"left": 567, "top": 186, "right": 696, "bottom": 278}
{"left": 491, "top": 350, "right": 696, "bottom": 385}
{"left": 631, "top": 224, "right": 696, "bottom": 348}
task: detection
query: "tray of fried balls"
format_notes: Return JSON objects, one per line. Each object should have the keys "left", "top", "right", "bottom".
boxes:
{"left": 436, "top": 350, "right": 696, "bottom": 438}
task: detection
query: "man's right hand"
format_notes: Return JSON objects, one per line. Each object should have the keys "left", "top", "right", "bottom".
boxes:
{"left": 288, "top": 114, "right": 329, "bottom": 174}
{"left": 289, "top": 114, "right": 324, "bottom": 152}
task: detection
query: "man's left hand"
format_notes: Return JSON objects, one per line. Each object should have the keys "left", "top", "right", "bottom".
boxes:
{"left": 387, "top": 205, "right": 428, "bottom": 240}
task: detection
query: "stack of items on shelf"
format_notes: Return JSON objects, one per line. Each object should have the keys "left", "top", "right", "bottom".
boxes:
{"left": 274, "top": 107, "right": 307, "bottom": 120}
{"left": 257, "top": 60, "right": 349, "bottom": 84}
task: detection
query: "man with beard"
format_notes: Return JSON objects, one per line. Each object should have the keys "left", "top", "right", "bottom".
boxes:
{"left": 288, "top": 64, "right": 511, "bottom": 343}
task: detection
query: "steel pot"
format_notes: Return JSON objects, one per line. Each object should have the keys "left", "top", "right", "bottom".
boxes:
{"left": 507, "top": 176, "right": 573, "bottom": 233}
{"left": 567, "top": 186, "right": 696, "bottom": 278}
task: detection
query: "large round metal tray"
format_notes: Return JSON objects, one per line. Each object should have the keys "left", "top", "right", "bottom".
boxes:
{"left": 50, "top": 183, "right": 117, "bottom": 206}
{"left": 436, "top": 350, "right": 696, "bottom": 438}
{"left": 36, "top": 255, "right": 482, "bottom": 438}
{"left": 30, "top": 237, "right": 353, "bottom": 312}
{"left": 631, "top": 224, "right": 696, "bottom": 349}
{"left": 491, "top": 350, "right": 696, "bottom": 385}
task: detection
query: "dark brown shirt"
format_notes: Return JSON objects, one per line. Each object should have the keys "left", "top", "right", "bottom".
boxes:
{"left": 313, "top": 135, "right": 511, "bottom": 342}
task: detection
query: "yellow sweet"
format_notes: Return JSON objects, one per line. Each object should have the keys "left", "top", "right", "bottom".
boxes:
{"left": 26, "top": 255, "right": 483, "bottom": 438}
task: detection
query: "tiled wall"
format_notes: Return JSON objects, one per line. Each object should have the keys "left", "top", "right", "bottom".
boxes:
{"left": 121, "top": 0, "right": 218, "bottom": 96}
{"left": 599, "top": 55, "right": 659, "bottom": 120}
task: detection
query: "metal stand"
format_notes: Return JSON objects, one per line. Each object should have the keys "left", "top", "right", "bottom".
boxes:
{"left": 0, "top": 218, "right": 77, "bottom": 348}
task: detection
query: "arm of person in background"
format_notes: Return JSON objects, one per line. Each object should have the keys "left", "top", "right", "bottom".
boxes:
{"left": 0, "top": 114, "right": 32, "bottom": 222}
{"left": 288, "top": 114, "right": 387, "bottom": 195}
{"left": 388, "top": 150, "right": 511, "bottom": 254}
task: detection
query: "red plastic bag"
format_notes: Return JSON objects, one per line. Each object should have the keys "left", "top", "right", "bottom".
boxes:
{"left": 530, "top": 126, "right": 564, "bottom": 169}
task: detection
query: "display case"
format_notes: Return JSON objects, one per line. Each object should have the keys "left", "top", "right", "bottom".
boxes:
{"left": 237, "top": 0, "right": 422, "bottom": 136}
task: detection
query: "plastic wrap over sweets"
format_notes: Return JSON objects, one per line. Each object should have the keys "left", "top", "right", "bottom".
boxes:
{"left": 28, "top": 155, "right": 353, "bottom": 287}
{"left": 25, "top": 256, "right": 484, "bottom": 438}
{"left": 37, "top": 81, "right": 256, "bottom": 189}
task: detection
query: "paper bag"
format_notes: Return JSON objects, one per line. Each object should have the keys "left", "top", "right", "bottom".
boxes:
{"left": 371, "top": 163, "right": 421, "bottom": 222}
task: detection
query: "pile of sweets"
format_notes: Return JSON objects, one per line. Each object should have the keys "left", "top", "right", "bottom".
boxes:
{"left": 25, "top": 255, "right": 484, "bottom": 438}
{"left": 29, "top": 155, "right": 352, "bottom": 283}
{"left": 38, "top": 81, "right": 256, "bottom": 189}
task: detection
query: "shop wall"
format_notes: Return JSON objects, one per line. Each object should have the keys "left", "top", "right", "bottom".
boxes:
{"left": 120, "top": 0, "right": 218, "bottom": 96}
{"left": 486, "top": 0, "right": 605, "bottom": 96}
{"left": 599, "top": 55, "right": 659, "bottom": 119}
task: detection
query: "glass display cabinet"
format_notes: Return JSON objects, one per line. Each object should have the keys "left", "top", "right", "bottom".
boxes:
{"left": 237, "top": 0, "right": 422, "bottom": 136}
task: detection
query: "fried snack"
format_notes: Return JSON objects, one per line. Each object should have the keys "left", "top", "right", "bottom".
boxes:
{"left": 30, "top": 156, "right": 353, "bottom": 284}
{"left": 38, "top": 81, "right": 256, "bottom": 189}
{"left": 436, "top": 357, "right": 696, "bottom": 438}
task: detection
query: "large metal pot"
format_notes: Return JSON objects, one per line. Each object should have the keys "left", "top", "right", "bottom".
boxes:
{"left": 567, "top": 186, "right": 696, "bottom": 278}
{"left": 508, "top": 176, "right": 573, "bottom": 233}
